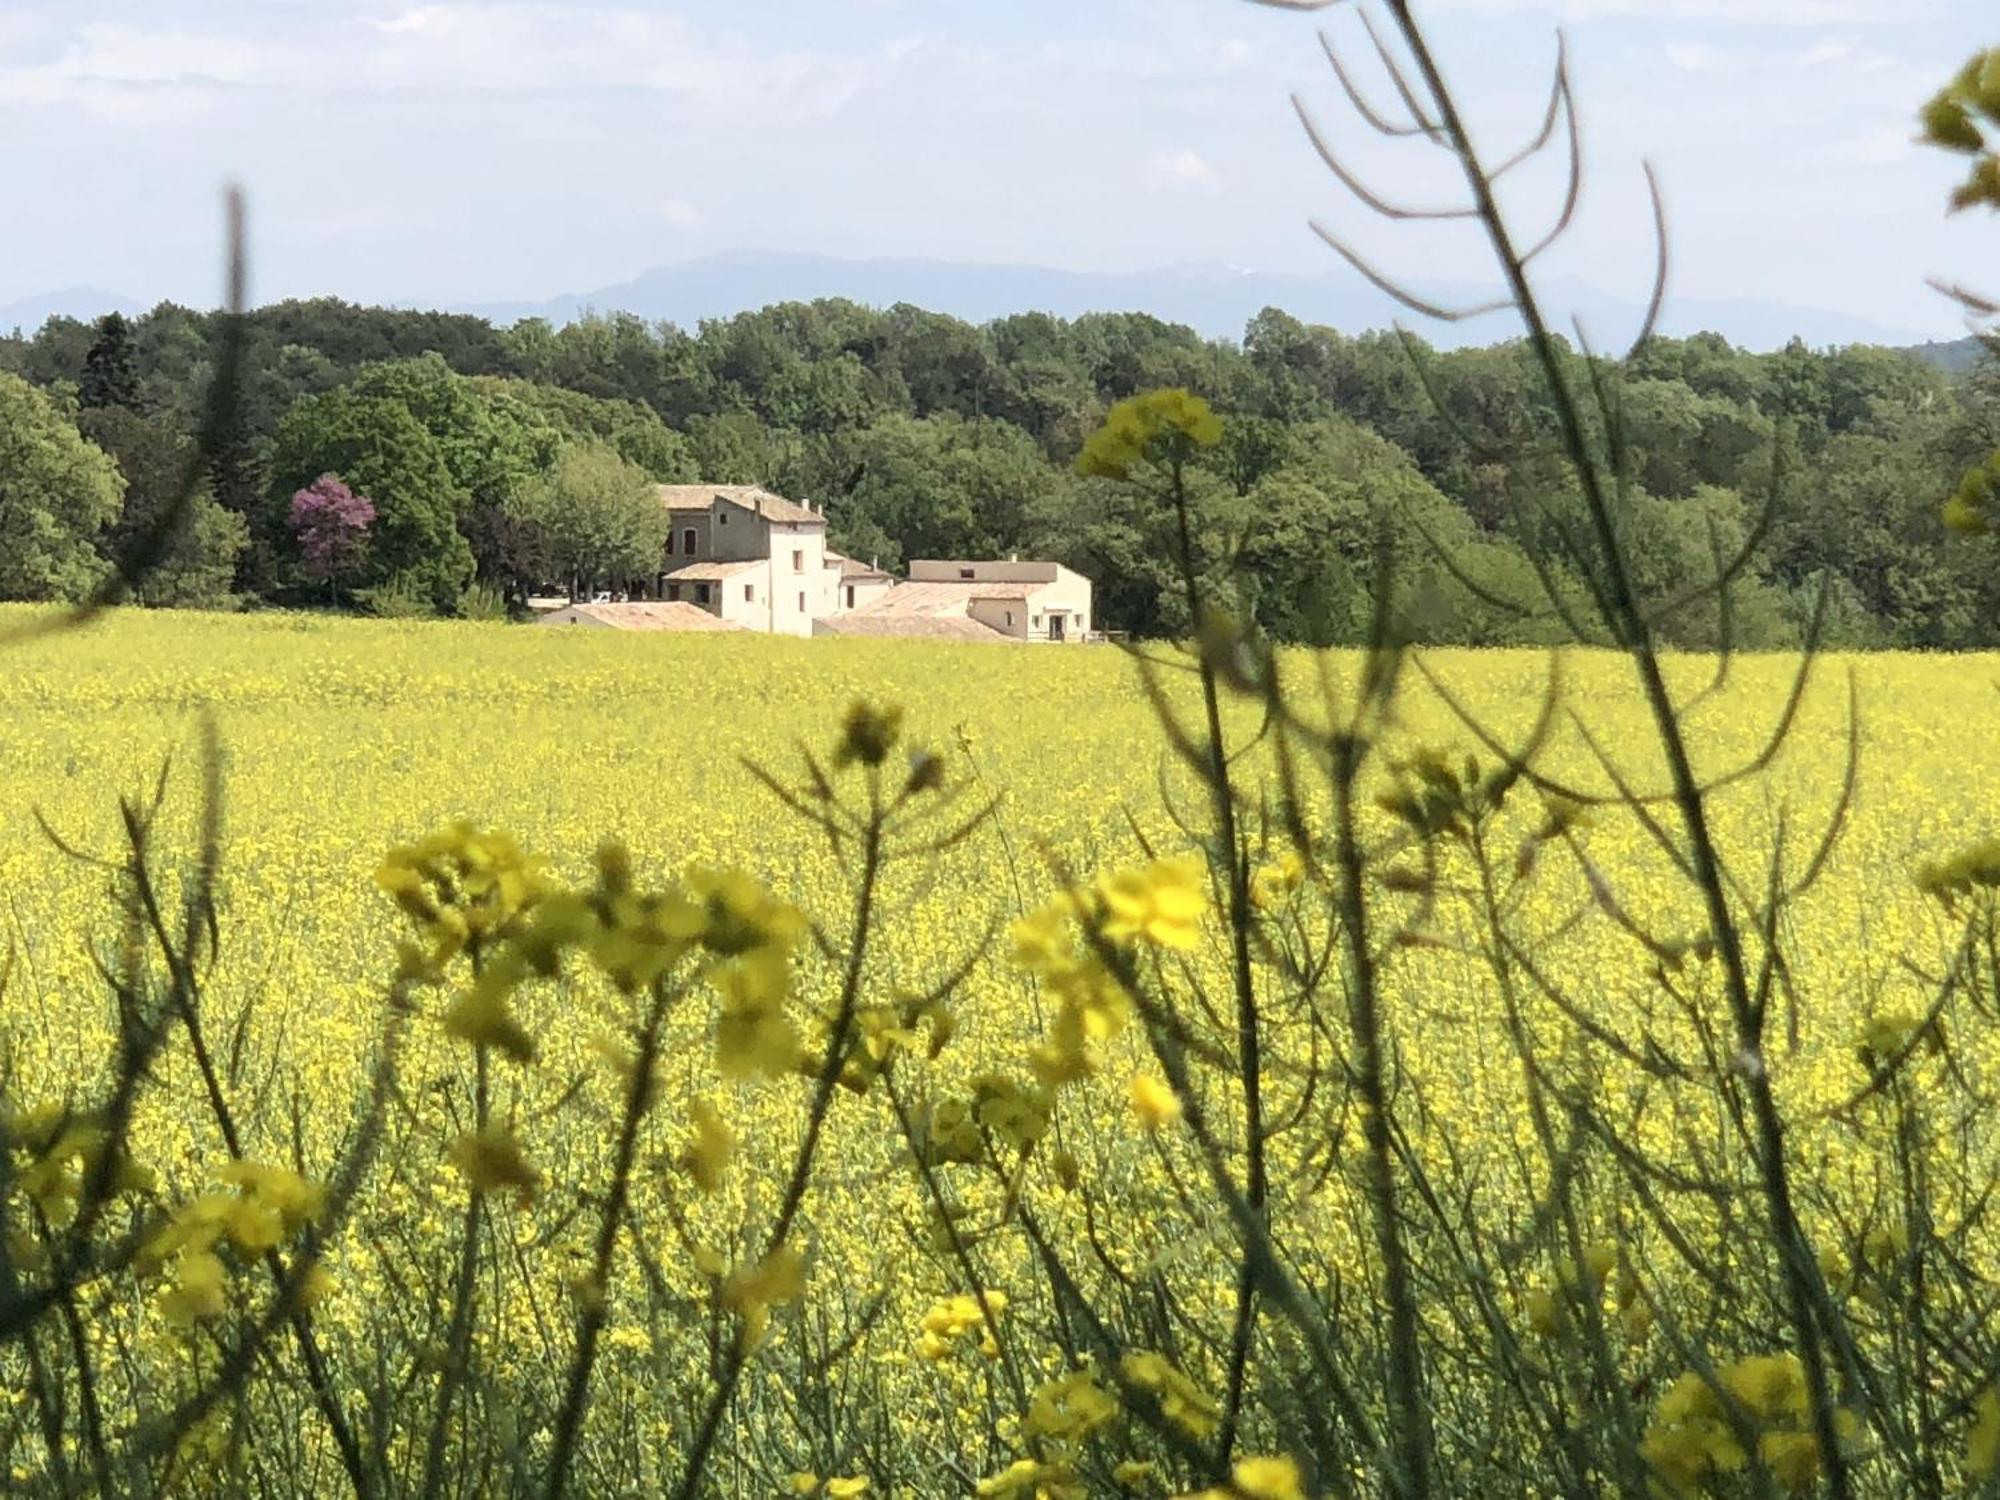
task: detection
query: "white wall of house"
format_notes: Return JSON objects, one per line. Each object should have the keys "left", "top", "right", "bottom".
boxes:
{"left": 1021, "top": 571, "right": 1093, "bottom": 641}
{"left": 765, "top": 523, "right": 830, "bottom": 637}
{"left": 967, "top": 597, "right": 1029, "bottom": 639}
{"left": 836, "top": 575, "right": 894, "bottom": 613}
{"left": 705, "top": 562, "right": 775, "bottom": 631}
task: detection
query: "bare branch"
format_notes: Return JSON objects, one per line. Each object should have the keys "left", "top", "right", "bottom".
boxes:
{"left": 1518, "top": 61, "right": 1583, "bottom": 265}
{"left": 1358, "top": 8, "right": 1446, "bottom": 143}
{"left": 1308, "top": 220, "right": 1514, "bottom": 322}
{"left": 1627, "top": 163, "right": 1672, "bottom": 357}
{"left": 1292, "top": 94, "right": 1477, "bottom": 220}
{"left": 1490, "top": 33, "right": 1571, "bottom": 179}
{"left": 1316, "top": 27, "right": 1432, "bottom": 140}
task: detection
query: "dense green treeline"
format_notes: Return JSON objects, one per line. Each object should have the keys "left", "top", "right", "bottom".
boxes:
{"left": 0, "top": 296, "right": 1994, "bottom": 643}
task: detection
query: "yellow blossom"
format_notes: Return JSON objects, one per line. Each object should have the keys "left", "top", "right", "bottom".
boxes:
{"left": 1097, "top": 856, "right": 1207, "bottom": 950}
{"left": 1129, "top": 1073, "right": 1182, "bottom": 1130}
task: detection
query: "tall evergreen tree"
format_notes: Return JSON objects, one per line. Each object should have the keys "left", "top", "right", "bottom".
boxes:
{"left": 79, "top": 312, "right": 142, "bottom": 411}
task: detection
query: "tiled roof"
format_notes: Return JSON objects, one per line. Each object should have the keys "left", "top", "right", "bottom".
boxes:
{"left": 537, "top": 602, "right": 744, "bottom": 633}
{"left": 816, "top": 613, "right": 1012, "bottom": 642}
{"left": 663, "top": 560, "right": 765, "bottom": 582}
{"left": 848, "top": 581, "right": 1039, "bottom": 615}
{"left": 824, "top": 551, "right": 893, "bottom": 580}
{"left": 656, "top": 484, "right": 822, "bottom": 526}
{"left": 909, "top": 559, "right": 1062, "bottom": 582}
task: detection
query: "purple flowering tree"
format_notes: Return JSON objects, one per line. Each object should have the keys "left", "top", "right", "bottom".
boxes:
{"left": 288, "top": 474, "right": 376, "bottom": 598}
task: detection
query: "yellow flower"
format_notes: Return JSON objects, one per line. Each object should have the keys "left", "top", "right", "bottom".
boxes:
{"left": 158, "top": 1249, "right": 229, "bottom": 1328}
{"left": 1024, "top": 1369, "right": 1118, "bottom": 1443}
{"left": 1176, "top": 1456, "right": 1307, "bottom": 1500}
{"left": 722, "top": 1245, "right": 807, "bottom": 1347}
{"left": 977, "top": 1459, "right": 1083, "bottom": 1498}
{"left": 825, "top": 1478, "right": 870, "bottom": 1499}
{"left": 917, "top": 1289, "right": 1008, "bottom": 1359}
{"left": 1097, "top": 856, "right": 1207, "bottom": 950}
{"left": 1129, "top": 1073, "right": 1181, "bottom": 1131}
{"left": 1121, "top": 1350, "right": 1220, "bottom": 1438}
{"left": 1722, "top": 1354, "right": 1808, "bottom": 1424}
{"left": 1759, "top": 1431, "right": 1821, "bottom": 1493}
{"left": 677, "top": 1099, "right": 735, "bottom": 1193}
{"left": 442, "top": 972, "right": 537, "bottom": 1063}
{"left": 1228, "top": 1456, "right": 1307, "bottom": 1500}
{"left": 1250, "top": 850, "right": 1306, "bottom": 910}
{"left": 1076, "top": 389, "right": 1223, "bottom": 481}
{"left": 447, "top": 1126, "right": 541, "bottom": 1204}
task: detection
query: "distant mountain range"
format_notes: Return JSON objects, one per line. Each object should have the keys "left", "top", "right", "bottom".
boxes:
{"left": 1, "top": 250, "right": 1965, "bottom": 355}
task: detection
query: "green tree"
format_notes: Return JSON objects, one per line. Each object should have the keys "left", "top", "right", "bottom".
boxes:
{"left": 269, "top": 356, "right": 554, "bottom": 612}
{"left": 76, "top": 405, "right": 246, "bottom": 609}
{"left": 506, "top": 441, "right": 668, "bottom": 600}
{"left": 0, "top": 374, "right": 124, "bottom": 601}
{"left": 469, "top": 378, "right": 697, "bottom": 482}
{"left": 79, "top": 312, "right": 142, "bottom": 411}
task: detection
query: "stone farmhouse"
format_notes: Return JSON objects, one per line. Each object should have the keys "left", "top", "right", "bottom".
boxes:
{"left": 547, "top": 483, "right": 1095, "bottom": 643}
{"left": 816, "top": 560, "right": 1094, "bottom": 642}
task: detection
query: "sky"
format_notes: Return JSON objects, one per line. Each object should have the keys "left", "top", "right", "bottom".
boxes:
{"left": 0, "top": 0, "right": 1991, "bottom": 340}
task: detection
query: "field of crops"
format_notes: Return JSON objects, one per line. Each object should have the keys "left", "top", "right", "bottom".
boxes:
{"left": 2, "top": 607, "right": 1998, "bottom": 1498}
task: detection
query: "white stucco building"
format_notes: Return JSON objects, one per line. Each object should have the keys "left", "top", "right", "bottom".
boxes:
{"left": 649, "top": 485, "right": 1093, "bottom": 642}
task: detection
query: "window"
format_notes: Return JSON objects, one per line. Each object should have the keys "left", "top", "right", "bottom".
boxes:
{"left": 696, "top": 583, "right": 711, "bottom": 605}
{"left": 744, "top": 584, "right": 755, "bottom": 602}
{"left": 664, "top": 532, "right": 674, "bottom": 556}
{"left": 959, "top": 568, "right": 975, "bottom": 580}
{"left": 797, "top": 591, "right": 806, "bottom": 612}
{"left": 792, "top": 549, "right": 804, "bottom": 572}
{"left": 682, "top": 528, "right": 696, "bottom": 556}
{"left": 1005, "top": 611, "right": 1014, "bottom": 627}
{"left": 666, "top": 584, "right": 680, "bottom": 601}
{"left": 844, "top": 585, "right": 855, "bottom": 608}
{"left": 717, "top": 511, "right": 728, "bottom": 526}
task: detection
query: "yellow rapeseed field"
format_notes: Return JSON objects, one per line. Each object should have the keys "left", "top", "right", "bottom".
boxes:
{"left": 2, "top": 605, "right": 1997, "bottom": 1497}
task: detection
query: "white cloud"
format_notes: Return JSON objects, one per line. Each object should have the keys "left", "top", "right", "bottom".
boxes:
{"left": 1148, "top": 148, "right": 1222, "bottom": 191}
{"left": 0, "top": 6, "right": 886, "bottom": 126}
{"left": 657, "top": 197, "right": 703, "bottom": 228}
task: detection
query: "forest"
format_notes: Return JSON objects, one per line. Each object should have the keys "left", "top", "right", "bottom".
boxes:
{"left": 1, "top": 294, "right": 1995, "bottom": 646}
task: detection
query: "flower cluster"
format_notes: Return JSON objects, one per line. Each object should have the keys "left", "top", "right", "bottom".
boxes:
{"left": 381, "top": 828, "right": 805, "bottom": 1082}
{"left": 1075, "top": 388, "right": 1223, "bottom": 481}
{"left": 1522, "top": 1238, "right": 1649, "bottom": 1344}
{"left": 138, "top": 1162, "right": 328, "bottom": 1328}
{"left": 1640, "top": 1354, "right": 1858, "bottom": 1495}
{"left": 1011, "top": 855, "right": 1208, "bottom": 1089}
{"left": 916, "top": 1289, "right": 1008, "bottom": 1361}
{"left": 1180, "top": 1455, "right": 1308, "bottom": 1500}
{"left": 1119, "top": 1349, "right": 1220, "bottom": 1439}
{"left": 7, "top": 1103, "right": 152, "bottom": 1234}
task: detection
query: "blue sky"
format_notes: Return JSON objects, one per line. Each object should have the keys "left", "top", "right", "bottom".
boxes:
{"left": 0, "top": 0, "right": 1990, "bottom": 339}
